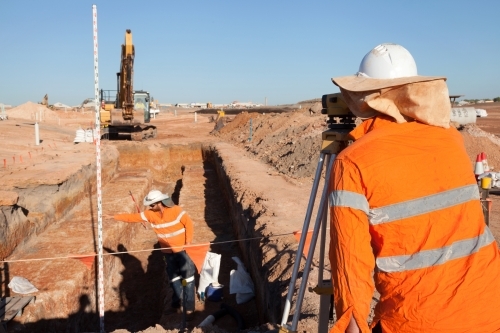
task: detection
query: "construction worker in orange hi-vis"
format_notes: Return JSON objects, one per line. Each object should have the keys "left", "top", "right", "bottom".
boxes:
{"left": 328, "top": 43, "right": 500, "bottom": 333}
{"left": 113, "top": 190, "right": 196, "bottom": 315}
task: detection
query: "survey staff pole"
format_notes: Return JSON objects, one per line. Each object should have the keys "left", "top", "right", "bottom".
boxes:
{"left": 92, "top": 5, "right": 105, "bottom": 333}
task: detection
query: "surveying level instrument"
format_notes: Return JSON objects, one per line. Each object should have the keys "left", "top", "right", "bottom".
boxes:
{"left": 279, "top": 93, "right": 356, "bottom": 333}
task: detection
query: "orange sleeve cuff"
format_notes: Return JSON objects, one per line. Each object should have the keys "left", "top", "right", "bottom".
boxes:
{"left": 330, "top": 306, "right": 371, "bottom": 333}
{"left": 329, "top": 306, "right": 353, "bottom": 333}
{"left": 182, "top": 214, "right": 194, "bottom": 244}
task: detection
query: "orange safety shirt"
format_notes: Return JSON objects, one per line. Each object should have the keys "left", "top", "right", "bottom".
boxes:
{"left": 114, "top": 205, "right": 193, "bottom": 253}
{"left": 329, "top": 116, "right": 500, "bottom": 333}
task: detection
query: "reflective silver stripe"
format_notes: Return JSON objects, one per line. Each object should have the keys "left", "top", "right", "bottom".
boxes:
{"left": 170, "top": 275, "right": 195, "bottom": 284}
{"left": 151, "top": 211, "right": 186, "bottom": 229}
{"left": 157, "top": 228, "right": 185, "bottom": 239}
{"left": 140, "top": 211, "right": 148, "bottom": 222}
{"left": 369, "top": 184, "right": 480, "bottom": 225}
{"left": 329, "top": 190, "right": 369, "bottom": 214}
{"left": 377, "top": 227, "right": 495, "bottom": 273}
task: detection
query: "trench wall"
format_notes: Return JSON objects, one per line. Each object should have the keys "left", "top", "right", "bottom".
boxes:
{"left": 0, "top": 146, "right": 119, "bottom": 260}
{"left": 120, "top": 142, "right": 286, "bottom": 324}
{"left": 203, "top": 144, "right": 286, "bottom": 324}
{"left": 116, "top": 142, "right": 203, "bottom": 184}
{"left": 3, "top": 141, "right": 284, "bottom": 330}
{"left": 1, "top": 145, "right": 160, "bottom": 331}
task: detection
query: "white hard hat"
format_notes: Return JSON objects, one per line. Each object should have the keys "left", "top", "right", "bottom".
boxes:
{"left": 357, "top": 43, "right": 417, "bottom": 79}
{"left": 332, "top": 43, "right": 445, "bottom": 92}
{"left": 143, "top": 190, "right": 174, "bottom": 207}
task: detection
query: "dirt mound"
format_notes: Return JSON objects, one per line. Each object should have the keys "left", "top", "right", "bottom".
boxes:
{"left": 214, "top": 111, "right": 500, "bottom": 181}
{"left": 213, "top": 110, "right": 327, "bottom": 180}
{"left": 460, "top": 124, "right": 500, "bottom": 170}
{"left": 7, "top": 101, "right": 59, "bottom": 122}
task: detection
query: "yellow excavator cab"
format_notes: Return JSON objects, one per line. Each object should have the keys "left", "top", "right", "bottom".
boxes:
{"left": 216, "top": 110, "right": 225, "bottom": 120}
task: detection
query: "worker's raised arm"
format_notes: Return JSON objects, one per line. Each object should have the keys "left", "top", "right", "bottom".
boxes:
{"left": 114, "top": 209, "right": 160, "bottom": 224}
{"left": 329, "top": 156, "right": 375, "bottom": 333}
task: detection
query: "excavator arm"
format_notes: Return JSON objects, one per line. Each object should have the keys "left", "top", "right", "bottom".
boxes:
{"left": 117, "top": 29, "right": 135, "bottom": 120}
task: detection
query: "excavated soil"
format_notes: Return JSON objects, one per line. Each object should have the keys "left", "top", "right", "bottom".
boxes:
{"left": 1, "top": 102, "right": 500, "bottom": 333}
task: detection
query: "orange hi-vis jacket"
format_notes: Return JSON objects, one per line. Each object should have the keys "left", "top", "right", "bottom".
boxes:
{"left": 114, "top": 205, "right": 193, "bottom": 253}
{"left": 328, "top": 116, "right": 500, "bottom": 333}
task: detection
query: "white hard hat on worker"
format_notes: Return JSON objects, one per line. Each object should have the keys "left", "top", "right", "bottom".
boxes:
{"left": 143, "top": 189, "right": 174, "bottom": 207}
{"left": 332, "top": 43, "right": 451, "bottom": 128}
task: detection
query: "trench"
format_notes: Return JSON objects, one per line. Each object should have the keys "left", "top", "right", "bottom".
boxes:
{"left": 1, "top": 142, "right": 271, "bottom": 332}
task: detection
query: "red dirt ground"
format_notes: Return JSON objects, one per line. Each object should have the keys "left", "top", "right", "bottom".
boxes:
{"left": 2, "top": 101, "right": 500, "bottom": 332}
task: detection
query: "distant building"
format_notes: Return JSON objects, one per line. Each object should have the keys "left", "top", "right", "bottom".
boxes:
{"left": 53, "top": 102, "right": 72, "bottom": 109}
{"left": 230, "top": 102, "right": 262, "bottom": 108}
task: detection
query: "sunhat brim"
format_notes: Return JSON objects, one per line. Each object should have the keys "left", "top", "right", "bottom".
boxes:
{"left": 332, "top": 75, "right": 446, "bottom": 92}
{"left": 143, "top": 193, "right": 169, "bottom": 206}
{"left": 161, "top": 197, "right": 175, "bottom": 208}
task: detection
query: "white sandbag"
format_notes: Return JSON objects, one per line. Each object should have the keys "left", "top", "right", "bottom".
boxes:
{"left": 198, "top": 252, "right": 221, "bottom": 297}
{"left": 229, "top": 257, "right": 255, "bottom": 304}
{"left": 8, "top": 276, "right": 38, "bottom": 294}
{"left": 450, "top": 107, "right": 476, "bottom": 124}
{"left": 85, "top": 129, "right": 94, "bottom": 142}
{"left": 74, "top": 128, "right": 85, "bottom": 143}
{"left": 476, "top": 109, "right": 488, "bottom": 117}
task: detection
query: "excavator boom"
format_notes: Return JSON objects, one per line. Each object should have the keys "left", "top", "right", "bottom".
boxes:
{"left": 118, "top": 29, "right": 135, "bottom": 120}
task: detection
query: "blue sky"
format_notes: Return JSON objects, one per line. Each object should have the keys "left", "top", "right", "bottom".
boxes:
{"left": 1, "top": 1, "right": 498, "bottom": 106}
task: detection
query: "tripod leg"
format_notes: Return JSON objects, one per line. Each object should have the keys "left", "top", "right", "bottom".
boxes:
{"left": 280, "top": 152, "right": 328, "bottom": 328}
{"left": 290, "top": 154, "right": 335, "bottom": 331}
{"left": 329, "top": 295, "right": 334, "bottom": 320}
{"left": 318, "top": 193, "right": 333, "bottom": 333}
{"left": 318, "top": 286, "right": 332, "bottom": 332}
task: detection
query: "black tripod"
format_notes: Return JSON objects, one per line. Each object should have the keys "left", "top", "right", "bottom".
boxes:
{"left": 279, "top": 97, "right": 356, "bottom": 333}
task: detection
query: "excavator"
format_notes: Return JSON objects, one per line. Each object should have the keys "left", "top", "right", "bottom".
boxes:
{"left": 39, "top": 94, "right": 53, "bottom": 109}
{"left": 99, "top": 29, "right": 157, "bottom": 140}
{"left": 41, "top": 94, "right": 49, "bottom": 107}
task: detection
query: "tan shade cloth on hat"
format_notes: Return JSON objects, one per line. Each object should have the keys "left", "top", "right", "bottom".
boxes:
{"left": 332, "top": 73, "right": 446, "bottom": 92}
{"left": 340, "top": 79, "right": 451, "bottom": 128}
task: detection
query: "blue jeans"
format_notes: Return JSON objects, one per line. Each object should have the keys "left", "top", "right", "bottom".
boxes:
{"left": 163, "top": 251, "right": 196, "bottom": 311}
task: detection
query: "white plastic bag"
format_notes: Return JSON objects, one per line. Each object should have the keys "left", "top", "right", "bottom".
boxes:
{"left": 8, "top": 276, "right": 38, "bottom": 294}
{"left": 229, "top": 257, "right": 255, "bottom": 304}
{"left": 198, "top": 252, "right": 221, "bottom": 297}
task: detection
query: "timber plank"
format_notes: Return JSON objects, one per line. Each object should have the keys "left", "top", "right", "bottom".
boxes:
{"left": 0, "top": 296, "right": 34, "bottom": 323}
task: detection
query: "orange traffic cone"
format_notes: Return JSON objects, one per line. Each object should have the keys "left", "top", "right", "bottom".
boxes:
{"left": 482, "top": 152, "right": 490, "bottom": 172}
{"left": 474, "top": 153, "right": 484, "bottom": 178}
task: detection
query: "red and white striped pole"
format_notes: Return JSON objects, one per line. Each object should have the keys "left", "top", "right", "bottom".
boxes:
{"left": 92, "top": 5, "right": 105, "bottom": 333}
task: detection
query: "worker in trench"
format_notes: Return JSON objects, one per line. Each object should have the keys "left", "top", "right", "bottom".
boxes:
{"left": 113, "top": 190, "right": 196, "bottom": 315}
{"left": 328, "top": 43, "right": 500, "bottom": 333}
